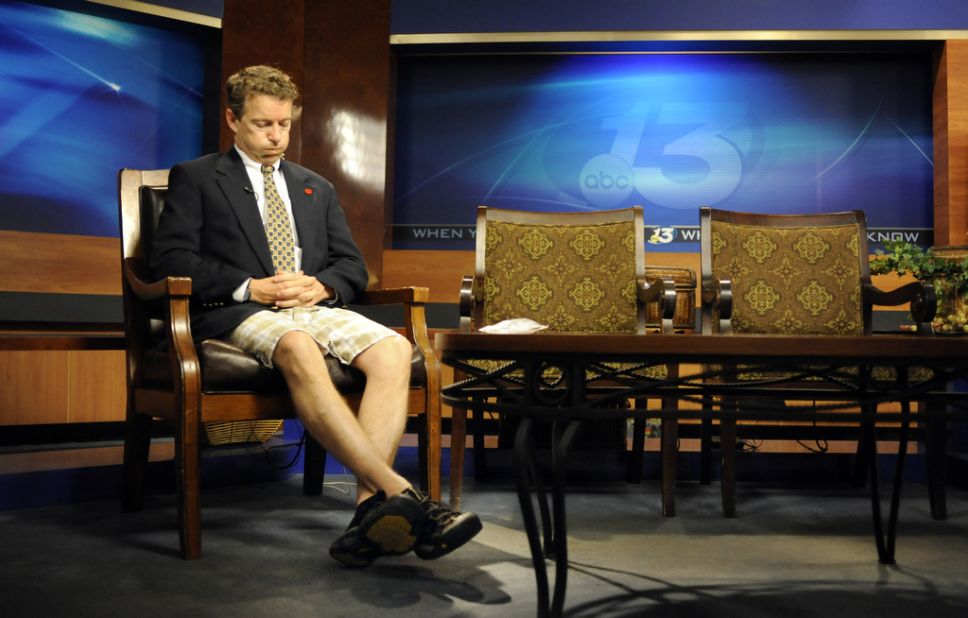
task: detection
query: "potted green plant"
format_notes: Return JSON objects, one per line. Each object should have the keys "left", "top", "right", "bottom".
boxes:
{"left": 870, "top": 241, "right": 968, "bottom": 332}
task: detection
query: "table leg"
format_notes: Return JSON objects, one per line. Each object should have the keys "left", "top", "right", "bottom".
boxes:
{"left": 529, "top": 436, "right": 554, "bottom": 557}
{"left": 863, "top": 396, "right": 911, "bottom": 565}
{"left": 550, "top": 420, "right": 581, "bottom": 618}
{"left": 513, "top": 418, "right": 551, "bottom": 617}
{"left": 511, "top": 417, "right": 582, "bottom": 618}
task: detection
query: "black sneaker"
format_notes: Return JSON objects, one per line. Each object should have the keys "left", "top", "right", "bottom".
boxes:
{"left": 328, "top": 490, "right": 424, "bottom": 567}
{"left": 403, "top": 487, "right": 483, "bottom": 560}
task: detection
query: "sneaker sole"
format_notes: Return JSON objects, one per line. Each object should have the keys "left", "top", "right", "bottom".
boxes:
{"left": 360, "top": 497, "right": 423, "bottom": 555}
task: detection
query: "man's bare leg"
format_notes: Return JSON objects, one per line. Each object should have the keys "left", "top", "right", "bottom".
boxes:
{"left": 350, "top": 335, "right": 413, "bottom": 500}
{"left": 347, "top": 333, "right": 482, "bottom": 563}
{"left": 273, "top": 331, "right": 482, "bottom": 566}
{"left": 271, "top": 331, "right": 410, "bottom": 499}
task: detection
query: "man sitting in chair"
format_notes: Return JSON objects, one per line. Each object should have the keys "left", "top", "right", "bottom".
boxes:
{"left": 151, "top": 64, "right": 481, "bottom": 567}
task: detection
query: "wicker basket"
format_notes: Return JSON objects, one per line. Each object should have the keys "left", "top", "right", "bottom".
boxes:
{"left": 645, "top": 266, "right": 697, "bottom": 330}
{"left": 202, "top": 420, "right": 284, "bottom": 446}
{"left": 931, "top": 245, "right": 968, "bottom": 317}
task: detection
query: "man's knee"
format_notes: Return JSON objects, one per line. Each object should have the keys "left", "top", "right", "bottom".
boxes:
{"left": 358, "top": 335, "right": 412, "bottom": 377}
{"left": 384, "top": 335, "right": 413, "bottom": 372}
{"left": 272, "top": 331, "right": 321, "bottom": 371}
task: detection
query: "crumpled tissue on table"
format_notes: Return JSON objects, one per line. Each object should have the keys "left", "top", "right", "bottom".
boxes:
{"left": 478, "top": 318, "right": 549, "bottom": 334}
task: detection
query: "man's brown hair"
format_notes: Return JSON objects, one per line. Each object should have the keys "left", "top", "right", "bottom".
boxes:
{"left": 225, "top": 65, "right": 300, "bottom": 119}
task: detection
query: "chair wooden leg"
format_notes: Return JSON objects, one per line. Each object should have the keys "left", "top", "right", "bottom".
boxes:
{"left": 851, "top": 429, "right": 871, "bottom": 487}
{"left": 449, "top": 408, "right": 467, "bottom": 510}
{"left": 719, "top": 417, "right": 737, "bottom": 518}
{"left": 176, "top": 404, "right": 202, "bottom": 560}
{"left": 302, "top": 434, "right": 327, "bottom": 496}
{"left": 423, "top": 390, "right": 442, "bottom": 503}
{"left": 700, "top": 414, "right": 714, "bottom": 485}
{"left": 472, "top": 406, "right": 488, "bottom": 482}
{"left": 661, "top": 415, "right": 678, "bottom": 517}
{"left": 627, "top": 415, "right": 645, "bottom": 484}
{"left": 416, "top": 417, "right": 430, "bottom": 493}
{"left": 122, "top": 408, "right": 152, "bottom": 513}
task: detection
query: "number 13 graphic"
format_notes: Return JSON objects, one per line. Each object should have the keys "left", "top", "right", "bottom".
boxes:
{"left": 601, "top": 102, "right": 748, "bottom": 210}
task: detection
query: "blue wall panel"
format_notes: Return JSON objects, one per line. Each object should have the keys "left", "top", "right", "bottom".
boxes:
{"left": 0, "top": 1, "right": 210, "bottom": 237}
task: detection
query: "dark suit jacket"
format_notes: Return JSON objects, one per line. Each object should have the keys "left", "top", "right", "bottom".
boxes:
{"left": 150, "top": 148, "right": 369, "bottom": 341}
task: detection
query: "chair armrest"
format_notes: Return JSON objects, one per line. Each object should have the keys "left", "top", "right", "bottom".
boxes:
{"left": 122, "top": 257, "right": 199, "bottom": 394}
{"left": 123, "top": 258, "right": 191, "bottom": 300}
{"left": 639, "top": 278, "right": 677, "bottom": 334}
{"left": 865, "top": 280, "right": 937, "bottom": 335}
{"left": 458, "top": 275, "right": 475, "bottom": 332}
{"left": 701, "top": 277, "right": 733, "bottom": 334}
{"left": 356, "top": 286, "right": 430, "bottom": 305}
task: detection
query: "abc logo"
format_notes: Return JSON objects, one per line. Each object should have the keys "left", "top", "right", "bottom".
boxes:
{"left": 579, "top": 154, "right": 634, "bottom": 207}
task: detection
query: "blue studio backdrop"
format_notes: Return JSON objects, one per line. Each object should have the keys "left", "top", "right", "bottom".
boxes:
{"left": 0, "top": 0, "right": 207, "bottom": 237}
{"left": 392, "top": 51, "right": 934, "bottom": 251}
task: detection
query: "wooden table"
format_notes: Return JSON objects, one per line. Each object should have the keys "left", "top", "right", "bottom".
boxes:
{"left": 436, "top": 331, "right": 968, "bottom": 618}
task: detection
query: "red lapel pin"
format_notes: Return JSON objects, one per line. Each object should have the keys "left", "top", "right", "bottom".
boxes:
{"left": 304, "top": 187, "right": 313, "bottom": 195}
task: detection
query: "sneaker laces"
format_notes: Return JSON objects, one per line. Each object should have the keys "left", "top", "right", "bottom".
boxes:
{"left": 407, "top": 488, "right": 459, "bottom": 526}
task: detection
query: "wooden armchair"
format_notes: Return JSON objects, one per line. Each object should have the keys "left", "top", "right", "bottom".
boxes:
{"left": 118, "top": 168, "right": 441, "bottom": 559}
{"left": 698, "top": 207, "right": 938, "bottom": 516}
{"left": 449, "top": 205, "right": 695, "bottom": 511}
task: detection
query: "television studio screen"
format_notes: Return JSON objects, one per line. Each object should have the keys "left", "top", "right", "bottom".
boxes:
{"left": 392, "top": 50, "right": 933, "bottom": 251}
{"left": 0, "top": 0, "right": 210, "bottom": 237}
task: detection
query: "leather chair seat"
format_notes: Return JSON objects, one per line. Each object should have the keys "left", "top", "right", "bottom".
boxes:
{"left": 140, "top": 338, "right": 426, "bottom": 393}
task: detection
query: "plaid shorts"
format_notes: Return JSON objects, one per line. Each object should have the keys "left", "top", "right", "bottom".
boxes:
{"left": 225, "top": 307, "right": 400, "bottom": 369}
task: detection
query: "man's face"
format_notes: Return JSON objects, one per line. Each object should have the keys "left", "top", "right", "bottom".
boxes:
{"left": 226, "top": 94, "right": 293, "bottom": 164}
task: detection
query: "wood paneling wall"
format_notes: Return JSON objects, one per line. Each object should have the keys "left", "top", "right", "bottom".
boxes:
{"left": 219, "top": 0, "right": 305, "bottom": 160}
{"left": 302, "top": 1, "right": 392, "bottom": 285}
{"left": 0, "top": 231, "right": 119, "bottom": 295}
{"left": 220, "top": 0, "right": 391, "bottom": 284}
{"left": 0, "top": 350, "right": 125, "bottom": 425}
{"left": 934, "top": 40, "right": 968, "bottom": 247}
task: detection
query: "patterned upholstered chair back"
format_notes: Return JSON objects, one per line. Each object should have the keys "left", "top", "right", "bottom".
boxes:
{"left": 469, "top": 206, "right": 648, "bottom": 334}
{"left": 701, "top": 207, "right": 872, "bottom": 336}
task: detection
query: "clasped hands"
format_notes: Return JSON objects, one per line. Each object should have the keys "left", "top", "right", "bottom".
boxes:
{"left": 249, "top": 270, "right": 332, "bottom": 308}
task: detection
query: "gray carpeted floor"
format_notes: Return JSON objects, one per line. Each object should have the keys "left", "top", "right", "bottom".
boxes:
{"left": 2, "top": 476, "right": 967, "bottom": 617}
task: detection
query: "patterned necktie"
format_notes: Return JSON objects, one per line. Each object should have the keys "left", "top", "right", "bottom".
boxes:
{"left": 261, "top": 164, "right": 296, "bottom": 273}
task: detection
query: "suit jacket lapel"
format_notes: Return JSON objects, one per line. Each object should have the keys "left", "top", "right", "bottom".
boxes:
{"left": 215, "top": 149, "right": 274, "bottom": 275}
{"left": 283, "top": 162, "right": 319, "bottom": 272}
